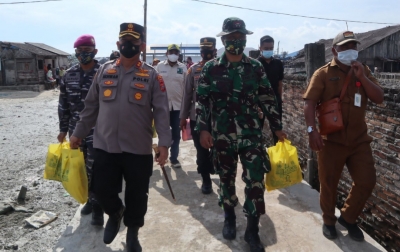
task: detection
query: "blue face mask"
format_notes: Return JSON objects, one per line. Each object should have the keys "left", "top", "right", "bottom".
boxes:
{"left": 75, "top": 51, "right": 95, "bottom": 65}
{"left": 261, "top": 50, "right": 273, "bottom": 58}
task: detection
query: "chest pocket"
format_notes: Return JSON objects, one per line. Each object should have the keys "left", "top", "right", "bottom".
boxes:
{"left": 242, "top": 64, "right": 258, "bottom": 94}
{"left": 129, "top": 82, "right": 149, "bottom": 106}
{"left": 100, "top": 79, "right": 118, "bottom": 101}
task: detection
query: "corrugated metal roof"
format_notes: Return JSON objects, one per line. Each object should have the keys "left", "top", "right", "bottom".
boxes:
{"left": 26, "top": 42, "right": 70, "bottom": 56}
{"left": 0, "top": 41, "right": 56, "bottom": 56}
{"left": 149, "top": 44, "right": 201, "bottom": 50}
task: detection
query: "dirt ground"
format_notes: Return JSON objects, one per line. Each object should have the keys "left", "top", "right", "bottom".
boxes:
{"left": 0, "top": 90, "right": 80, "bottom": 251}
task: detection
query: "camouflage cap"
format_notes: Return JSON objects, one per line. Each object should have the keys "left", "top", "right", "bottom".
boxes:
{"left": 200, "top": 37, "right": 216, "bottom": 48}
{"left": 216, "top": 17, "right": 253, "bottom": 37}
{"left": 332, "top": 31, "right": 360, "bottom": 46}
{"left": 167, "top": 44, "right": 180, "bottom": 51}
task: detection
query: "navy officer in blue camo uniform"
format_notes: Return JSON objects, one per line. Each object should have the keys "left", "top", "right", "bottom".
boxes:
{"left": 57, "top": 34, "right": 104, "bottom": 226}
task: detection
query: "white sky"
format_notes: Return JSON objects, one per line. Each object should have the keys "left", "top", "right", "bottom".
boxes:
{"left": 0, "top": 0, "right": 399, "bottom": 57}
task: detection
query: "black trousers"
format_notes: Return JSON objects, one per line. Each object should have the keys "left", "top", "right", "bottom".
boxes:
{"left": 261, "top": 101, "right": 283, "bottom": 145}
{"left": 91, "top": 148, "right": 153, "bottom": 227}
{"left": 190, "top": 120, "right": 215, "bottom": 175}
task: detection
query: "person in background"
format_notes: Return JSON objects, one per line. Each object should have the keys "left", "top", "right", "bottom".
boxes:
{"left": 186, "top": 56, "right": 194, "bottom": 69}
{"left": 152, "top": 58, "right": 160, "bottom": 67}
{"left": 303, "top": 30, "right": 383, "bottom": 242}
{"left": 155, "top": 44, "right": 187, "bottom": 169}
{"left": 58, "top": 34, "right": 103, "bottom": 226}
{"left": 110, "top": 51, "right": 120, "bottom": 61}
{"left": 257, "top": 35, "right": 284, "bottom": 145}
{"left": 180, "top": 37, "right": 217, "bottom": 194}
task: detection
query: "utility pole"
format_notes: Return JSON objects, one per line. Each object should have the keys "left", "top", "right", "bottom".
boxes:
{"left": 277, "top": 41, "right": 280, "bottom": 56}
{"left": 143, "top": 0, "right": 147, "bottom": 62}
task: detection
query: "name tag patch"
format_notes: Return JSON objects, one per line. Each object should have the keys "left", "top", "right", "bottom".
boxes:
{"left": 133, "top": 77, "right": 149, "bottom": 83}
{"left": 65, "top": 73, "right": 80, "bottom": 83}
{"left": 103, "top": 74, "right": 118, "bottom": 79}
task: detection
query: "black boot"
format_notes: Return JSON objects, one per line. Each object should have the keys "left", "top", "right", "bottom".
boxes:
{"left": 80, "top": 200, "right": 92, "bottom": 215}
{"left": 91, "top": 202, "right": 104, "bottom": 226}
{"left": 201, "top": 173, "right": 212, "bottom": 194}
{"left": 244, "top": 216, "right": 265, "bottom": 252}
{"left": 222, "top": 207, "right": 236, "bottom": 240}
{"left": 126, "top": 227, "right": 142, "bottom": 252}
{"left": 338, "top": 216, "right": 364, "bottom": 241}
{"left": 103, "top": 205, "right": 125, "bottom": 244}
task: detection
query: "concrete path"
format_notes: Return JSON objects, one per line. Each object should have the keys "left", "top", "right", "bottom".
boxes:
{"left": 53, "top": 140, "right": 385, "bottom": 252}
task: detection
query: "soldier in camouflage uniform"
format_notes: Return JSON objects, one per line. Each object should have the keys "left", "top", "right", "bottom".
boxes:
{"left": 180, "top": 37, "right": 217, "bottom": 195}
{"left": 195, "top": 18, "right": 287, "bottom": 252}
{"left": 57, "top": 34, "right": 104, "bottom": 226}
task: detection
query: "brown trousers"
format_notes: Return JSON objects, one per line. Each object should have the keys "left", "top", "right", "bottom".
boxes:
{"left": 317, "top": 140, "right": 376, "bottom": 225}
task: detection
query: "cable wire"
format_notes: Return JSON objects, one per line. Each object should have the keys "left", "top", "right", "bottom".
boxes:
{"left": 0, "top": 0, "right": 61, "bottom": 4}
{"left": 191, "top": 0, "right": 397, "bottom": 25}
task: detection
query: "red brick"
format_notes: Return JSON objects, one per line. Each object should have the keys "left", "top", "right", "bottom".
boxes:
{"left": 387, "top": 229, "right": 400, "bottom": 240}
{"left": 387, "top": 117, "right": 400, "bottom": 125}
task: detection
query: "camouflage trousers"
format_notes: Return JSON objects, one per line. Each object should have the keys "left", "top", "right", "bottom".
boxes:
{"left": 213, "top": 137, "right": 270, "bottom": 217}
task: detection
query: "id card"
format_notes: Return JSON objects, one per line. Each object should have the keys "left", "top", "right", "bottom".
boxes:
{"left": 354, "top": 93, "right": 361, "bottom": 107}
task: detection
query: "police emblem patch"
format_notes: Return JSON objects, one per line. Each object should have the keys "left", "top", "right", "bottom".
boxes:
{"left": 134, "top": 83, "right": 145, "bottom": 88}
{"left": 104, "top": 80, "right": 114, "bottom": 85}
{"left": 104, "top": 89, "right": 112, "bottom": 97}
{"left": 343, "top": 31, "right": 354, "bottom": 38}
{"left": 134, "top": 92, "right": 142, "bottom": 100}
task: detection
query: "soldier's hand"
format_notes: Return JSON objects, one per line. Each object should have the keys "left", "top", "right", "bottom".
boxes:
{"left": 179, "top": 119, "right": 187, "bottom": 131}
{"left": 69, "top": 136, "right": 82, "bottom": 149}
{"left": 274, "top": 130, "right": 287, "bottom": 142}
{"left": 156, "top": 146, "right": 168, "bottom": 166}
{"left": 309, "top": 131, "right": 324, "bottom": 152}
{"left": 200, "top": 131, "right": 213, "bottom": 149}
{"left": 57, "top": 132, "right": 67, "bottom": 143}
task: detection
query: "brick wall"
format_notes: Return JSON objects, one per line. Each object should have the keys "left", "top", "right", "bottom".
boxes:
{"left": 263, "top": 74, "right": 400, "bottom": 251}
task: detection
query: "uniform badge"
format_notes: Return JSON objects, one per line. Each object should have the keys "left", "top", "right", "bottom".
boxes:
{"left": 116, "top": 58, "right": 121, "bottom": 66}
{"left": 134, "top": 83, "right": 145, "bottom": 89}
{"left": 157, "top": 75, "right": 166, "bottom": 92}
{"left": 104, "top": 89, "right": 112, "bottom": 97}
{"left": 195, "top": 68, "right": 202, "bottom": 73}
{"left": 104, "top": 80, "right": 114, "bottom": 85}
{"left": 134, "top": 92, "right": 142, "bottom": 100}
{"left": 107, "top": 69, "right": 117, "bottom": 74}
{"left": 177, "top": 68, "right": 183, "bottom": 74}
{"left": 187, "top": 68, "right": 192, "bottom": 74}
{"left": 135, "top": 66, "right": 149, "bottom": 77}
{"left": 136, "top": 61, "right": 142, "bottom": 68}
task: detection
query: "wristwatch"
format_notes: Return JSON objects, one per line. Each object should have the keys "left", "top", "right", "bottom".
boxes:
{"left": 307, "top": 126, "right": 314, "bottom": 134}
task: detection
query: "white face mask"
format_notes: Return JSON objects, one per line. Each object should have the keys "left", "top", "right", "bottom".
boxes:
{"left": 167, "top": 54, "right": 179, "bottom": 62}
{"left": 336, "top": 49, "right": 358, "bottom": 66}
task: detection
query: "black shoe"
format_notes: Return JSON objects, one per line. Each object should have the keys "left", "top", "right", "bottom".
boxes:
{"left": 126, "top": 227, "right": 142, "bottom": 252}
{"left": 91, "top": 202, "right": 104, "bottom": 226}
{"left": 322, "top": 224, "right": 338, "bottom": 240}
{"left": 201, "top": 181, "right": 212, "bottom": 194}
{"left": 80, "top": 201, "right": 92, "bottom": 215}
{"left": 244, "top": 216, "right": 265, "bottom": 252}
{"left": 338, "top": 216, "right": 364, "bottom": 241}
{"left": 103, "top": 206, "right": 125, "bottom": 244}
{"left": 170, "top": 160, "right": 181, "bottom": 169}
{"left": 222, "top": 217, "right": 236, "bottom": 240}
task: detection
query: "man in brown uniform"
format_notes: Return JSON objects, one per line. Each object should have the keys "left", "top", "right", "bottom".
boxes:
{"left": 303, "top": 31, "right": 383, "bottom": 241}
{"left": 70, "top": 23, "right": 171, "bottom": 251}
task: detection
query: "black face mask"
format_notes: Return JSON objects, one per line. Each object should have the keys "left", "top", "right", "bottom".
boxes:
{"left": 119, "top": 41, "right": 140, "bottom": 58}
{"left": 201, "top": 49, "right": 214, "bottom": 60}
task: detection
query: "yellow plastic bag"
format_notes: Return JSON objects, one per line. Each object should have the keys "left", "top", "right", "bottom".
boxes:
{"left": 44, "top": 142, "right": 69, "bottom": 181}
{"left": 265, "top": 139, "right": 302, "bottom": 191}
{"left": 61, "top": 147, "right": 88, "bottom": 204}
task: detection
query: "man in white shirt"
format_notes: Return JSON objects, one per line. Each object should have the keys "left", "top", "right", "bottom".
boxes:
{"left": 155, "top": 44, "right": 187, "bottom": 168}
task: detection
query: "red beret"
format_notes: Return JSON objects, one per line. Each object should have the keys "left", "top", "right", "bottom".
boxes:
{"left": 74, "top": 35, "right": 96, "bottom": 48}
